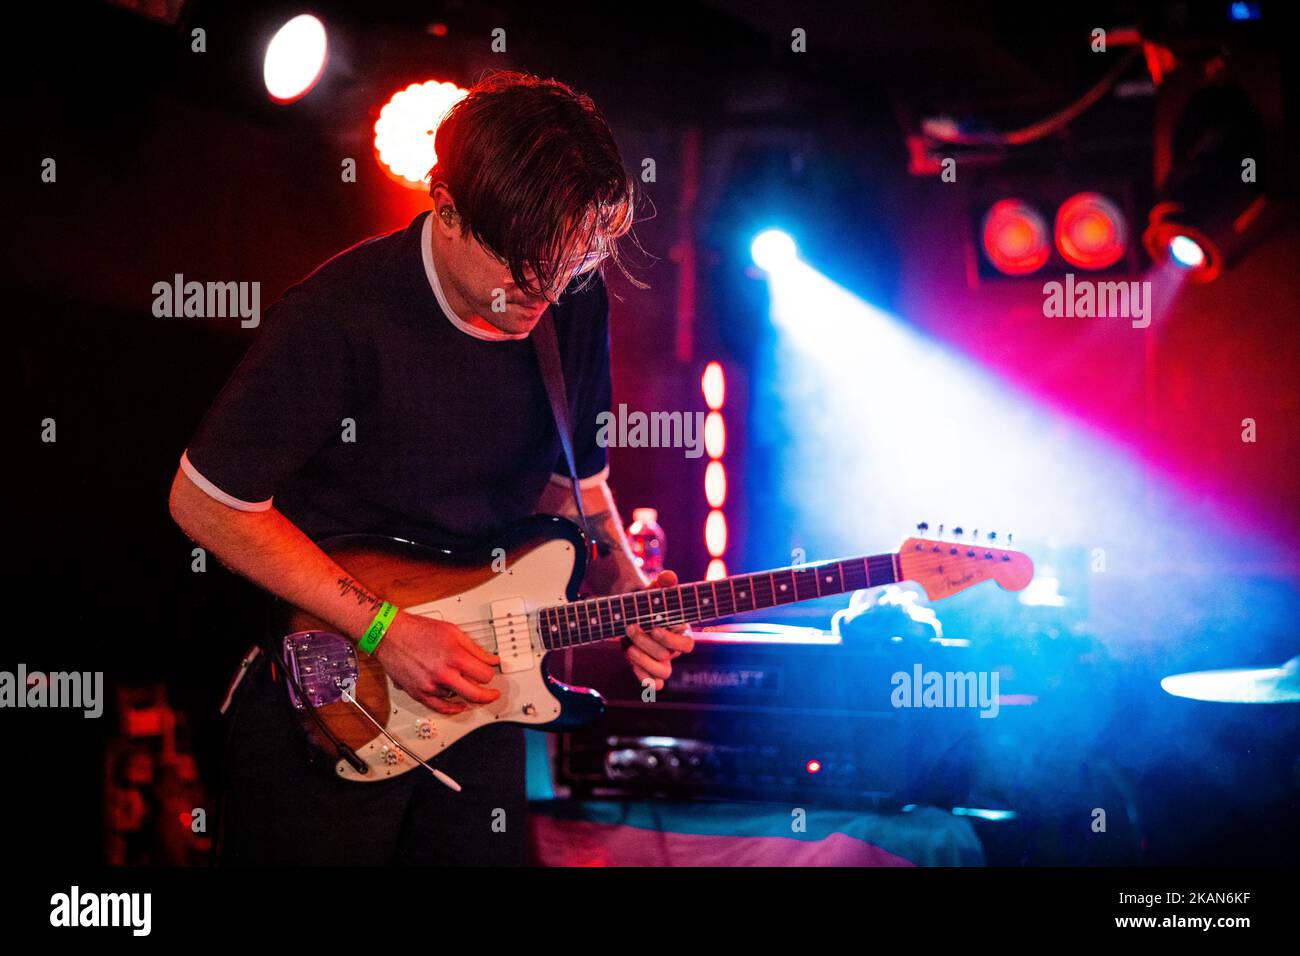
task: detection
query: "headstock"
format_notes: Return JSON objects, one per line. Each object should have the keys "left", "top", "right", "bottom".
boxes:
{"left": 898, "top": 524, "right": 1034, "bottom": 601}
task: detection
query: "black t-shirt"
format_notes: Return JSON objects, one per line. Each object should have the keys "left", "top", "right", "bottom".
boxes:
{"left": 183, "top": 211, "right": 611, "bottom": 549}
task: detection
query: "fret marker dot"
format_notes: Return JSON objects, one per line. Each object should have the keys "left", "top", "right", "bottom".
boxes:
{"left": 825, "top": 576, "right": 832, "bottom": 583}
{"left": 590, "top": 617, "right": 597, "bottom": 625}
{"left": 653, "top": 597, "right": 660, "bottom": 604}
{"left": 703, "top": 598, "right": 710, "bottom": 605}
{"left": 550, "top": 626, "right": 558, "bottom": 633}
{"left": 614, "top": 613, "right": 620, "bottom": 620}
{"left": 780, "top": 584, "right": 788, "bottom": 591}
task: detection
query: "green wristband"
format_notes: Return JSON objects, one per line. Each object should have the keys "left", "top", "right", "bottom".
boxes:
{"left": 359, "top": 602, "right": 398, "bottom": 655}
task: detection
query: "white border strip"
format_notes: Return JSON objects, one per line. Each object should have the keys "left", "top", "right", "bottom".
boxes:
{"left": 180, "top": 450, "right": 274, "bottom": 512}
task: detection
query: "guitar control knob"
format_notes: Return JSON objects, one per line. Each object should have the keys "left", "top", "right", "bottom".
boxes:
{"left": 522, "top": 703, "right": 537, "bottom": 716}
{"left": 380, "top": 745, "right": 401, "bottom": 766}
{"left": 916, "top": 521, "right": 929, "bottom": 533}
{"left": 415, "top": 720, "right": 434, "bottom": 740}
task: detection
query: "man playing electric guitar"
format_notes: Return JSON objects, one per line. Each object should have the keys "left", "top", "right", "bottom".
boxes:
{"left": 168, "top": 71, "right": 695, "bottom": 865}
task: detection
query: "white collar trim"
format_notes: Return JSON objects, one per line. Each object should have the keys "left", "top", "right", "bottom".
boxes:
{"left": 421, "top": 213, "right": 527, "bottom": 342}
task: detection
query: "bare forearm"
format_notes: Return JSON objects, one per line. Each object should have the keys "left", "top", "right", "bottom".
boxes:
{"left": 168, "top": 467, "right": 382, "bottom": 642}
{"left": 535, "top": 478, "right": 647, "bottom": 595}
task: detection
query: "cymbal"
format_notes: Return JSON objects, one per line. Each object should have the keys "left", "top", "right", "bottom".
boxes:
{"left": 1161, "top": 655, "right": 1300, "bottom": 704}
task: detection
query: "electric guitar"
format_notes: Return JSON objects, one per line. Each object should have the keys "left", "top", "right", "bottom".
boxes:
{"left": 276, "top": 516, "right": 1033, "bottom": 783}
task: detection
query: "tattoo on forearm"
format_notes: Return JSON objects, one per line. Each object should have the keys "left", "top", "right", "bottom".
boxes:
{"left": 337, "top": 576, "right": 384, "bottom": 613}
{"left": 586, "top": 509, "right": 624, "bottom": 549}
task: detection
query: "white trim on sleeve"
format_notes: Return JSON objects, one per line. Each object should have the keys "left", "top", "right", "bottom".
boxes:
{"left": 180, "top": 450, "right": 274, "bottom": 512}
{"left": 422, "top": 213, "right": 528, "bottom": 342}
{"left": 549, "top": 465, "right": 610, "bottom": 491}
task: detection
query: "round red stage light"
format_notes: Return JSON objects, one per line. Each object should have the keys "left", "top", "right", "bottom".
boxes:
{"left": 806, "top": 759, "right": 822, "bottom": 774}
{"left": 980, "top": 200, "right": 1050, "bottom": 276}
{"left": 1054, "top": 192, "right": 1128, "bottom": 270}
{"left": 373, "top": 80, "right": 468, "bottom": 188}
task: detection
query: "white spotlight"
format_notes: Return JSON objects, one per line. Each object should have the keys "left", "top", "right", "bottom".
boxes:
{"left": 751, "top": 229, "right": 797, "bottom": 271}
{"left": 264, "top": 14, "right": 329, "bottom": 104}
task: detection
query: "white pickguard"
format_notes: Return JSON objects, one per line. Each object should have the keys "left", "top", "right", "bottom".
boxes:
{"left": 335, "top": 537, "right": 577, "bottom": 782}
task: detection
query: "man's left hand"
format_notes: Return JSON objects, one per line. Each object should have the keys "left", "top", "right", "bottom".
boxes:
{"left": 621, "top": 570, "right": 695, "bottom": 690}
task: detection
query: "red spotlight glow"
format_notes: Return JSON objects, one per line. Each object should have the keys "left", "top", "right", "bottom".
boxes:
{"left": 703, "top": 412, "right": 726, "bottom": 459}
{"left": 701, "top": 361, "right": 725, "bottom": 410}
{"left": 1054, "top": 192, "right": 1128, "bottom": 270}
{"left": 977, "top": 200, "right": 1050, "bottom": 274}
{"left": 374, "top": 80, "right": 468, "bottom": 188}
{"left": 704, "top": 510, "right": 727, "bottom": 558}
{"left": 981, "top": 200, "right": 1051, "bottom": 276}
{"left": 704, "top": 460, "right": 727, "bottom": 508}
{"left": 805, "top": 759, "right": 822, "bottom": 774}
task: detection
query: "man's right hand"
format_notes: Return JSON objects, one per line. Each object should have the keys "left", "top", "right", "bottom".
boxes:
{"left": 374, "top": 611, "right": 502, "bottom": 715}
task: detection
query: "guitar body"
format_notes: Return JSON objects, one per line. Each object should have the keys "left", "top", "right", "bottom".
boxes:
{"left": 278, "top": 516, "right": 605, "bottom": 782}
{"left": 272, "top": 513, "right": 1034, "bottom": 785}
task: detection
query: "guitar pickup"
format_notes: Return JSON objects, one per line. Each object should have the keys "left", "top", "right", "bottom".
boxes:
{"left": 490, "top": 598, "right": 534, "bottom": 673}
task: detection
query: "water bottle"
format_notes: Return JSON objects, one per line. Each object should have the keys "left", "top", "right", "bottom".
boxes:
{"left": 627, "top": 508, "right": 666, "bottom": 578}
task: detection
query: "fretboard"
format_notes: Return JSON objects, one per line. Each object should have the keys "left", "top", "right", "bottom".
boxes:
{"left": 538, "top": 553, "right": 899, "bottom": 650}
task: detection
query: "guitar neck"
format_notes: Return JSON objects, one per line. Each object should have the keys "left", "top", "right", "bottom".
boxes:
{"left": 538, "top": 552, "right": 900, "bottom": 650}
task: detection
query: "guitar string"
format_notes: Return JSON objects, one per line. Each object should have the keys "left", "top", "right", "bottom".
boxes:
{"left": 404, "top": 559, "right": 894, "bottom": 634}
{"left": 363, "top": 549, "right": 1013, "bottom": 651}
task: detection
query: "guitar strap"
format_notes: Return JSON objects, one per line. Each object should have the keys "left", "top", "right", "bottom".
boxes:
{"left": 531, "top": 309, "right": 600, "bottom": 560}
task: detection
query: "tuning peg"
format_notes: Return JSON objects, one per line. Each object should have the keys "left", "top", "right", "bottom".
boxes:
{"left": 937, "top": 524, "right": 945, "bottom": 539}
{"left": 917, "top": 521, "right": 929, "bottom": 533}
{"left": 988, "top": 531, "right": 997, "bottom": 543}
{"left": 953, "top": 526, "right": 964, "bottom": 539}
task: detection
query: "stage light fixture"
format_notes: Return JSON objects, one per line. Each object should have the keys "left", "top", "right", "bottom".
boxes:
{"left": 374, "top": 80, "right": 469, "bottom": 188}
{"left": 1054, "top": 192, "right": 1128, "bottom": 270}
{"left": 980, "top": 200, "right": 1051, "bottom": 276}
{"left": 703, "top": 412, "right": 726, "bottom": 459}
{"left": 705, "top": 460, "right": 727, "bottom": 509}
{"left": 751, "top": 229, "right": 797, "bottom": 271}
{"left": 1143, "top": 78, "right": 1277, "bottom": 284}
{"left": 701, "top": 361, "right": 725, "bottom": 410}
{"left": 1168, "top": 234, "right": 1207, "bottom": 269}
{"left": 704, "top": 510, "right": 728, "bottom": 558}
{"left": 263, "top": 14, "right": 328, "bottom": 104}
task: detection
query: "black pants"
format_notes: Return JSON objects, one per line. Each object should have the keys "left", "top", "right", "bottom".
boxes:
{"left": 216, "top": 652, "right": 527, "bottom": 865}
